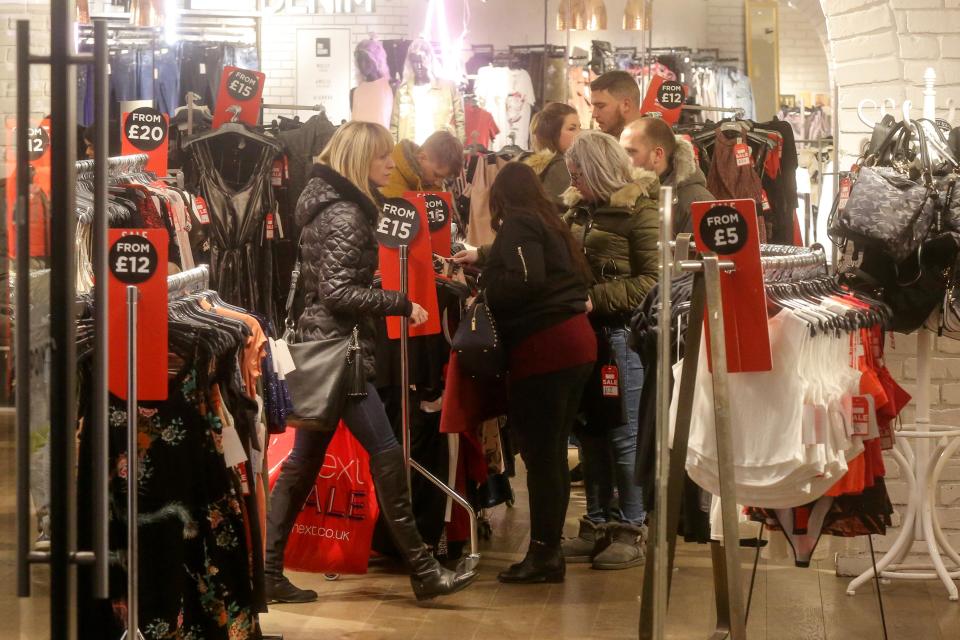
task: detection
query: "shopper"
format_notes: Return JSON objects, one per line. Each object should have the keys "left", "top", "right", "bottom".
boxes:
{"left": 477, "top": 162, "right": 597, "bottom": 584}
{"left": 266, "top": 121, "right": 478, "bottom": 604}
{"left": 561, "top": 130, "right": 658, "bottom": 570}
{"left": 524, "top": 102, "right": 581, "bottom": 208}
{"left": 620, "top": 117, "right": 714, "bottom": 235}
{"left": 590, "top": 70, "right": 643, "bottom": 139}
{"left": 381, "top": 129, "right": 464, "bottom": 198}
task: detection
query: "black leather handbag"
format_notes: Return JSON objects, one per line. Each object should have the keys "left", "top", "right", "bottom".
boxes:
{"left": 281, "top": 231, "right": 367, "bottom": 431}
{"left": 452, "top": 293, "right": 505, "bottom": 379}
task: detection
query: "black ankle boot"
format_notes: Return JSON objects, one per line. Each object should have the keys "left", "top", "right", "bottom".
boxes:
{"left": 266, "top": 573, "right": 318, "bottom": 604}
{"left": 370, "top": 448, "right": 479, "bottom": 601}
{"left": 498, "top": 540, "right": 565, "bottom": 584}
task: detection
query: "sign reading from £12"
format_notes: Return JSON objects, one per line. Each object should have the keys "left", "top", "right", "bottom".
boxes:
{"left": 121, "top": 107, "right": 169, "bottom": 176}
{"left": 641, "top": 75, "right": 689, "bottom": 125}
{"left": 691, "top": 199, "right": 771, "bottom": 374}
{"left": 213, "top": 66, "right": 266, "bottom": 129}
{"left": 108, "top": 229, "right": 169, "bottom": 401}
{"left": 377, "top": 196, "right": 441, "bottom": 339}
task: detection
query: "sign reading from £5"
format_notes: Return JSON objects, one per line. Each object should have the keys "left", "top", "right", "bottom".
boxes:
{"left": 213, "top": 66, "right": 266, "bottom": 128}
{"left": 108, "top": 229, "right": 169, "bottom": 401}
{"left": 691, "top": 199, "right": 771, "bottom": 374}
{"left": 121, "top": 107, "right": 169, "bottom": 175}
{"left": 641, "top": 76, "right": 689, "bottom": 125}
{"left": 377, "top": 196, "right": 441, "bottom": 339}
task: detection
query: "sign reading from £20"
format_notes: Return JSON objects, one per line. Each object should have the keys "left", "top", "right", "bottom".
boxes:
{"left": 121, "top": 107, "right": 169, "bottom": 176}
{"left": 107, "top": 229, "right": 169, "bottom": 401}
{"left": 213, "top": 66, "right": 266, "bottom": 129}
{"left": 691, "top": 199, "right": 771, "bottom": 374}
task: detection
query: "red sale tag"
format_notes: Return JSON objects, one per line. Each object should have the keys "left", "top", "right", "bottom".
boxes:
{"left": 838, "top": 177, "right": 852, "bottom": 211}
{"left": 271, "top": 160, "right": 283, "bottom": 187}
{"left": 692, "top": 199, "right": 772, "bottom": 373}
{"left": 194, "top": 195, "right": 210, "bottom": 224}
{"left": 108, "top": 229, "right": 169, "bottom": 401}
{"left": 213, "top": 66, "right": 266, "bottom": 129}
{"left": 760, "top": 189, "right": 771, "bottom": 211}
{"left": 601, "top": 365, "right": 620, "bottom": 398}
{"left": 734, "top": 143, "right": 751, "bottom": 167}
{"left": 265, "top": 212, "right": 275, "bottom": 239}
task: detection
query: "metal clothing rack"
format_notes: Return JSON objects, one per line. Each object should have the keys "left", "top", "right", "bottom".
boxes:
{"left": 681, "top": 105, "right": 746, "bottom": 119}
{"left": 167, "top": 265, "right": 210, "bottom": 299}
{"left": 640, "top": 193, "right": 828, "bottom": 640}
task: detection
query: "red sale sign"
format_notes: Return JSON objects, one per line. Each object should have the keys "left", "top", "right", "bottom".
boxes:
{"left": 641, "top": 76, "right": 688, "bottom": 125}
{"left": 108, "top": 229, "right": 169, "bottom": 400}
{"left": 692, "top": 199, "right": 771, "bottom": 373}
{"left": 404, "top": 191, "right": 453, "bottom": 258}
{"left": 212, "top": 66, "right": 266, "bottom": 128}
{"left": 377, "top": 196, "right": 441, "bottom": 339}
{"left": 121, "top": 107, "right": 169, "bottom": 176}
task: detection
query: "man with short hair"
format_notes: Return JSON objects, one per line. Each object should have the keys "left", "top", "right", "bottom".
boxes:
{"left": 382, "top": 130, "right": 464, "bottom": 198}
{"left": 589, "top": 70, "right": 643, "bottom": 139}
{"left": 620, "top": 117, "right": 714, "bottom": 235}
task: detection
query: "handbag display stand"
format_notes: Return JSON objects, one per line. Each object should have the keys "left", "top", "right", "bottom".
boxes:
{"left": 638, "top": 187, "right": 829, "bottom": 640}
{"left": 397, "top": 246, "right": 481, "bottom": 573}
{"left": 846, "top": 70, "right": 960, "bottom": 601}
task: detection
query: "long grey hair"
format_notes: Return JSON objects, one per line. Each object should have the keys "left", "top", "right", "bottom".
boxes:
{"left": 564, "top": 130, "right": 635, "bottom": 203}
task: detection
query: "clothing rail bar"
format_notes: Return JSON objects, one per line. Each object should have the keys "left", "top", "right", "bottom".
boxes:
{"left": 167, "top": 265, "right": 210, "bottom": 299}
{"left": 76, "top": 154, "right": 149, "bottom": 179}
{"left": 680, "top": 105, "right": 746, "bottom": 118}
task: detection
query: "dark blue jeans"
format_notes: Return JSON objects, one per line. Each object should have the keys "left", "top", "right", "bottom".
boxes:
{"left": 580, "top": 328, "right": 646, "bottom": 525}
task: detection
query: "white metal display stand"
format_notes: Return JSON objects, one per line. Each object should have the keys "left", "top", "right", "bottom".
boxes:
{"left": 847, "top": 68, "right": 960, "bottom": 601}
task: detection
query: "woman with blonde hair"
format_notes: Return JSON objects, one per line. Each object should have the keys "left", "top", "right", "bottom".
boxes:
{"left": 265, "top": 121, "right": 478, "bottom": 603}
{"left": 560, "top": 129, "right": 658, "bottom": 571}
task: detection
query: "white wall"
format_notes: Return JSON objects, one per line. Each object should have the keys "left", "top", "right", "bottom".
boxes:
{"left": 0, "top": 0, "right": 52, "bottom": 155}
{"left": 406, "top": 0, "right": 713, "bottom": 57}
{"left": 778, "top": 0, "right": 831, "bottom": 104}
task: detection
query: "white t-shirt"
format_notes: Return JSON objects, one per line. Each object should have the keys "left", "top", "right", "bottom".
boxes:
{"left": 475, "top": 66, "right": 536, "bottom": 151}
{"left": 411, "top": 83, "right": 435, "bottom": 145}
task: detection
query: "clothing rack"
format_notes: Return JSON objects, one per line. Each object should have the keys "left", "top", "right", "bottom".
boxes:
{"left": 75, "top": 153, "right": 149, "bottom": 180}
{"left": 681, "top": 105, "right": 746, "bottom": 118}
{"left": 642, "top": 191, "right": 829, "bottom": 639}
{"left": 167, "top": 265, "right": 210, "bottom": 299}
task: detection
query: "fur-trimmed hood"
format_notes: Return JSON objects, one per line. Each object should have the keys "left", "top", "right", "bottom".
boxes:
{"left": 662, "top": 136, "right": 706, "bottom": 190}
{"left": 523, "top": 149, "right": 559, "bottom": 176}
{"left": 296, "top": 163, "right": 381, "bottom": 228}
{"left": 561, "top": 167, "right": 659, "bottom": 210}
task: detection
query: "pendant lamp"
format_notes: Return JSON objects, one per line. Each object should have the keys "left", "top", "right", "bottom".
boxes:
{"left": 623, "top": 0, "right": 652, "bottom": 31}
{"left": 557, "top": 0, "right": 588, "bottom": 31}
{"left": 585, "top": 0, "right": 607, "bottom": 31}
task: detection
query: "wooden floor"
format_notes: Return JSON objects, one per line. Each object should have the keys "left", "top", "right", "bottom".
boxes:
{"left": 262, "top": 461, "right": 960, "bottom": 640}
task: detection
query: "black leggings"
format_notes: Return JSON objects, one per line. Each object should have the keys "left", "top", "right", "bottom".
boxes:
{"left": 508, "top": 363, "right": 593, "bottom": 547}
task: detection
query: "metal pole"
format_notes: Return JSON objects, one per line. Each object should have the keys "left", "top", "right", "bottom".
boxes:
{"left": 15, "top": 19, "right": 32, "bottom": 599}
{"left": 49, "top": 0, "right": 80, "bottom": 635}
{"left": 652, "top": 186, "right": 673, "bottom": 640}
{"left": 126, "top": 286, "right": 140, "bottom": 640}
{"left": 399, "top": 245, "right": 412, "bottom": 497}
{"left": 702, "top": 255, "right": 747, "bottom": 640}
{"left": 92, "top": 17, "right": 110, "bottom": 600}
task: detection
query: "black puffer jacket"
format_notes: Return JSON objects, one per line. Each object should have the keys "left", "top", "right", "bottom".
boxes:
{"left": 294, "top": 164, "right": 411, "bottom": 378}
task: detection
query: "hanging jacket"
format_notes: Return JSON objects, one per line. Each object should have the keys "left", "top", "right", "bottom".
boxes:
{"left": 563, "top": 168, "right": 660, "bottom": 324}
{"left": 277, "top": 112, "right": 337, "bottom": 220}
{"left": 661, "top": 136, "right": 715, "bottom": 236}
{"left": 295, "top": 164, "right": 411, "bottom": 378}
{"left": 380, "top": 140, "right": 437, "bottom": 199}
{"left": 523, "top": 149, "right": 571, "bottom": 211}
{"left": 391, "top": 78, "right": 466, "bottom": 143}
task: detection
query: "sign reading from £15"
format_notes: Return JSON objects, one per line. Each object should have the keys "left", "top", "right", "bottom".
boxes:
{"left": 108, "top": 229, "right": 169, "bottom": 401}
{"left": 377, "top": 196, "right": 441, "bottom": 339}
{"left": 121, "top": 107, "right": 169, "bottom": 175}
{"left": 212, "top": 66, "right": 266, "bottom": 129}
{"left": 403, "top": 191, "right": 454, "bottom": 258}
{"left": 640, "top": 75, "right": 689, "bottom": 125}
{"left": 691, "top": 199, "right": 772, "bottom": 374}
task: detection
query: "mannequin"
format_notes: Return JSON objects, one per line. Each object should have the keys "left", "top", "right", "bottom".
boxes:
{"left": 351, "top": 37, "right": 394, "bottom": 129}
{"left": 391, "top": 39, "right": 465, "bottom": 144}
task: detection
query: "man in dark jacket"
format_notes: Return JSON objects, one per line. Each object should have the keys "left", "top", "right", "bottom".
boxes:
{"left": 620, "top": 117, "right": 714, "bottom": 236}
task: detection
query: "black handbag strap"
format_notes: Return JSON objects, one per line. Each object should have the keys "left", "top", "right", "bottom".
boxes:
{"left": 282, "top": 228, "right": 308, "bottom": 341}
